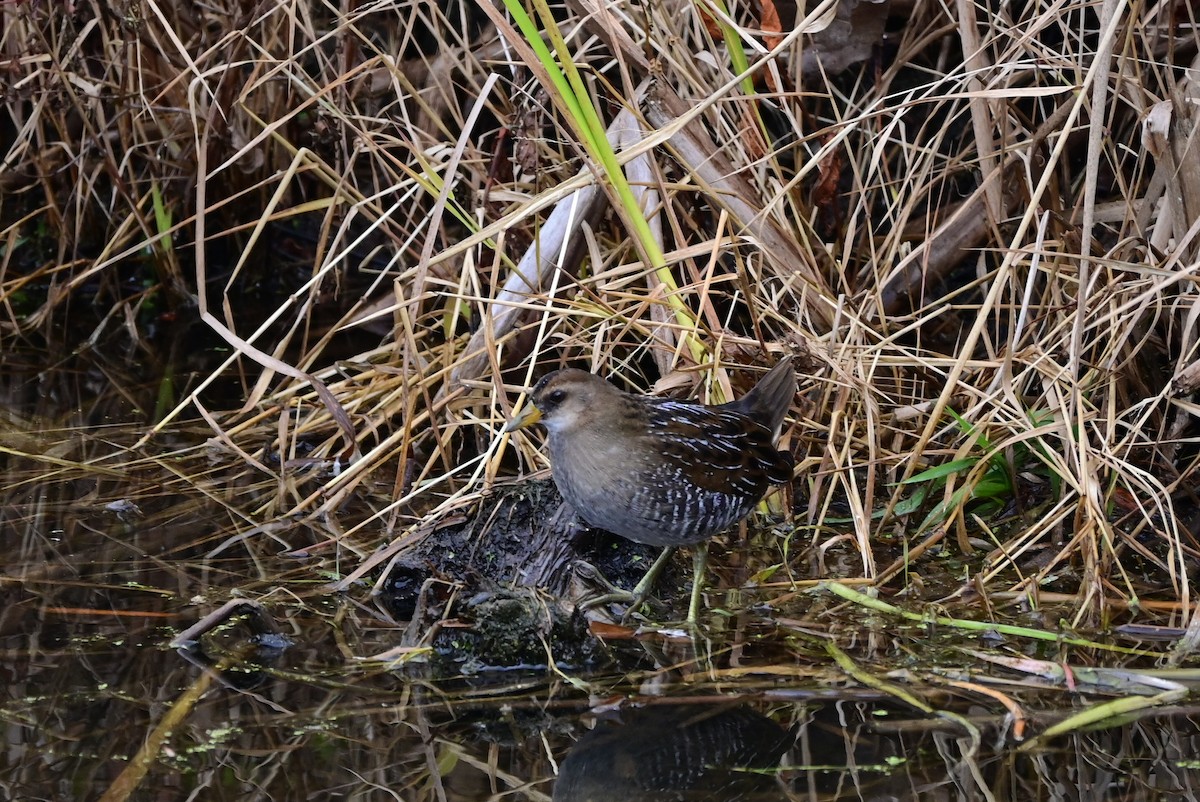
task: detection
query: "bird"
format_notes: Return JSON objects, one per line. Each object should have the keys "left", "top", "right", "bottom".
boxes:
{"left": 504, "top": 355, "right": 795, "bottom": 622}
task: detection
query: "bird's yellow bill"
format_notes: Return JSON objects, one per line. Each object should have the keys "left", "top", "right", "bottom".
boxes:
{"left": 503, "top": 404, "right": 542, "bottom": 432}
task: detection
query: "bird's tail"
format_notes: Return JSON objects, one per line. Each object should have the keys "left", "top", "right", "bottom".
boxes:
{"left": 725, "top": 354, "right": 795, "bottom": 439}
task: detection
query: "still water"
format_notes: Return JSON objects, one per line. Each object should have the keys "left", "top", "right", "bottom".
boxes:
{"left": 3, "top": 416, "right": 1198, "bottom": 801}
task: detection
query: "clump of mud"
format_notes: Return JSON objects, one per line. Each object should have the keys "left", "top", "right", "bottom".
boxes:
{"left": 379, "top": 479, "right": 672, "bottom": 674}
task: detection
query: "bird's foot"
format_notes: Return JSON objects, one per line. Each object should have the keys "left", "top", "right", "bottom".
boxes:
{"left": 571, "top": 545, "right": 714, "bottom": 631}
{"left": 573, "top": 561, "right": 652, "bottom": 621}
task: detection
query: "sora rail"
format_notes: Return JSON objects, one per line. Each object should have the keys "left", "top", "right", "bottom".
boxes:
{"left": 504, "top": 356, "right": 795, "bottom": 621}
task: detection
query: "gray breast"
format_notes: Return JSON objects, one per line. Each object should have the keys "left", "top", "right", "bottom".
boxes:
{"left": 549, "top": 447, "right": 756, "bottom": 547}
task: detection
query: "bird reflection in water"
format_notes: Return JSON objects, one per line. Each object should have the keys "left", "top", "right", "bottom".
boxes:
{"left": 552, "top": 703, "right": 794, "bottom": 802}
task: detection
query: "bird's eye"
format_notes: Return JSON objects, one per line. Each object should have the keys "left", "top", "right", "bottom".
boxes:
{"left": 546, "top": 389, "right": 567, "bottom": 405}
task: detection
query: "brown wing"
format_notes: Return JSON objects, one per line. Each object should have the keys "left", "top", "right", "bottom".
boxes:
{"left": 646, "top": 401, "right": 793, "bottom": 494}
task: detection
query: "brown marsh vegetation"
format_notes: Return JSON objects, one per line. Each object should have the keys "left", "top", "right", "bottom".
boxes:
{"left": 3, "top": 0, "right": 1200, "bottom": 798}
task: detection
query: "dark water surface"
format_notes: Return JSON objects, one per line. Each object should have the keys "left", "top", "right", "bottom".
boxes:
{"left": 4, "top": 415, "right": 1200, "bottom": 801}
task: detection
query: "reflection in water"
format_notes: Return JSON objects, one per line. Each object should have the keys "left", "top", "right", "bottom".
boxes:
{"left": 171, "top": 599, "right": 292, "bottom": 691}
{"left": 5, "top": 418, "right": 1200, "bottom": 800}
{"left": 552, "top": 703, "right": 793, "bottom": 802}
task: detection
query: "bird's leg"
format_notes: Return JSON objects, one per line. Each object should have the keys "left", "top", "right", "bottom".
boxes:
{"left": 628, "top": 546, "right": 676, "bottom": 605}
{"left": 687, "top": 542, "right": 708, "bottom": 625}
{"left": 574, "top": 546, "right": 676, "bottom": 615}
